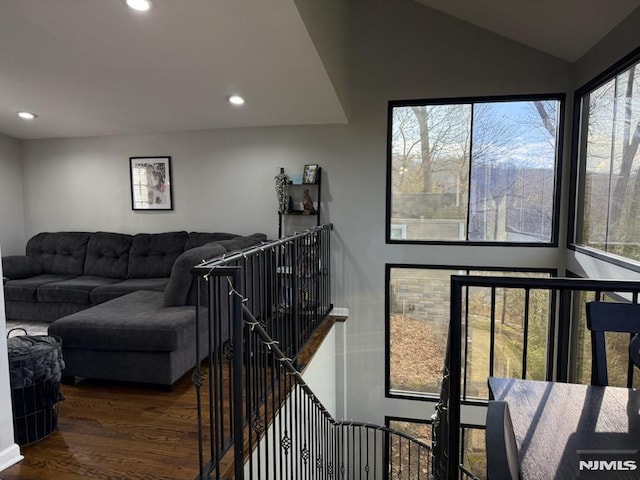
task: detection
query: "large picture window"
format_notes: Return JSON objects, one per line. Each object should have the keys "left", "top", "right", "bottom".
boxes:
{"left": 387, "top": 95, "right": 563, "bottom": 244}
{"left": 574, "top": 50, "right": 640, "bottom": 262}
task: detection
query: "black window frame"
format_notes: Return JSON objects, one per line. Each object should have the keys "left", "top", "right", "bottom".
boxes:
{"left": 386, "top": 93, "right": 565, "bottom": 246}
{"left": 385, "top": 263, "right": 557, "bottom": 401}
{"left": 568, "top": 46, "right": 640, "bottom": 271}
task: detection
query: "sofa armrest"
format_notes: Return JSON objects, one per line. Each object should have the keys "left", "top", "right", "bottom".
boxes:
{"left": 1, "top": 255, "right": 42, "bottom": 280}
{"left": 164, "top": 243, "right": 227, "bottom": 307}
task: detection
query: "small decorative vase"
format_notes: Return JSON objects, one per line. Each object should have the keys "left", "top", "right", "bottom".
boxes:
{"left": 274, "top": 167, "right": 290, "bottom": 214}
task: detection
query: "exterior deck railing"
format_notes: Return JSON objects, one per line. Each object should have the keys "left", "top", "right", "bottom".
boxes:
{"left": 433, "top": 275, "right": 640, "bottom": 480}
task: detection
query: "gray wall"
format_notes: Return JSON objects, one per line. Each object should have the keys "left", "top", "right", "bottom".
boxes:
{"left": 0, "top": 134, "right": 25, "bottom": 255}
{"left": 12, "top": 0, "right": 640, "bottom": 428}
{"left": 575, "top": 7, "right": 640, "bottom": 88}
{"left": 337, "top": 0, "right": 573, "bottom": 424}
{"left": 0, "top": 137, "right": 28, "bottom": 462}
{"left": 18, "top": 0, "right": 575, "bottom": 425}
{"left": 294, "top": 0, "right": 351, "bottom": 118}
{"left": 21, "top": 126, "right": 350, "bottom": 240}
{"left": 0, "top": 246, "right": 23, "bottom": 471}
{"left": 567, "top": 6, "right": 640, "bottom": 282}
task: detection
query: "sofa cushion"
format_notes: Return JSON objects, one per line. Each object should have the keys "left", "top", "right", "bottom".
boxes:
{"left": 49, "top": 290, "right": 197, "bottom": 352}
{"left": 84, "top": 232, "right": 132, "bottom": 279}
{"left": 37, "top": 276, "right": 120, "bottom": 305}
{"left": 127, "top": 231, "right": 188, "bottom": 279}
{"left": 5, "top": 300, "right": 86, "bottom": 323}
{"left": 185, "top": 232, "right": 240, "bottom": 250}
{"left": 2, "top": 255, "right": 42, "bottom": 279}
{"left": 90, "top": 278, "right": 169, "bottom": 305}
{"left": 26, "top": 232, "right": 91, "bottom": 275}
{"left": 164, "top": 243, "right": 227, "bottom": 307}
{"left": 4, "top": 275, "right": 76, "bottom": 302}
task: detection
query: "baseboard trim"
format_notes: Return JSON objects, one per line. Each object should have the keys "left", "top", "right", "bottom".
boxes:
{"left": 0, "top": 443, "right": 23, "bottom": 473}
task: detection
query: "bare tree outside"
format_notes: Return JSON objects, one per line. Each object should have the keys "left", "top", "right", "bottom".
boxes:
{"left": 389, "top": 97, "right": 561, "bottom": 242}
{"left": 580, "top": 62, "right": 640, "bottom": 261}
{"left": 468, "top": 101, "right": 558, "bottom": 241}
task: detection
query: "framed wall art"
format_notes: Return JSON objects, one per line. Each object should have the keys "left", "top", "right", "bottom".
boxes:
{"left": 130, "top": 156, "right": 173, "bottom": 210}
{"left": 303, "top": 164, "right": 319, "bottom": 184}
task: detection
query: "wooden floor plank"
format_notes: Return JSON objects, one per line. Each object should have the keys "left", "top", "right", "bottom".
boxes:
{"left": 2, "top": 317, "right": 335, "bottom": 480}
{"left": 2, "top": 373, "right": 204, "bottom": 480}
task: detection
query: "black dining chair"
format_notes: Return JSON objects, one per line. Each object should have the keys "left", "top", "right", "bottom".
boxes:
{"left": 486, "top": 400, "right": 521, "bottom": 480}
{"left": 586, "top": 301, "right": 640, "bottom": 387}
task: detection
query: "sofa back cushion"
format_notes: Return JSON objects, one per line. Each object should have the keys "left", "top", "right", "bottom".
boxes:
{"left": 127, "top": 231, "right": 188, "bottom": 279}
{"left": 84, "top": 232, "right": 132, "bottom": 279}
{"left": 185, "top": 232, "right": 240, "bottom": 251}
{"left": 213, "top": 233, "right": 267, "bottom": 254}
{"left": 164, "top": 242, "right": 227, "bottom": 306}
{"left": 26, "top": 232, "right": 91, "bottom": 275}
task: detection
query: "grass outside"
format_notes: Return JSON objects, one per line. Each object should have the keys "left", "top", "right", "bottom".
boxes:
{"left": 390, "top": 314, "right": 530, "bottom": 396}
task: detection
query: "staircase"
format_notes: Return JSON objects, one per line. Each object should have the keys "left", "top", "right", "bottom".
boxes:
{"left": 189, "top": 225, "right": 434, "bottom": 480}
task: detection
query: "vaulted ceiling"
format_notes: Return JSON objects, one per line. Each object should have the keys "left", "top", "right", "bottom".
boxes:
{"left": 414, "top": 0, "right": 640, "bottom": 62}
{"left": 0, "top": 0, "right": 347, "bottom": 139}
{"left": 1, "top": 0, "right": 638, "bottom": 140}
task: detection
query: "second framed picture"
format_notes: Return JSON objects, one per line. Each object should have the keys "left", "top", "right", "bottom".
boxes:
{"left": 130, "top": 156, "right": 173, "bottom": 210}
{"left": 303, "top": 164, "right": 319, "bottom": 184}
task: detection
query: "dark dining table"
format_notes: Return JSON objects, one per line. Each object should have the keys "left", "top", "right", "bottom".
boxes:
{"left": 488, "top": 376, "right": 640, "bottom": 479}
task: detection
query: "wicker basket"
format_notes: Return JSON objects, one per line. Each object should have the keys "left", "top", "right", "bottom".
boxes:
{"left": 7, "top": 328, "right": 65, "bottom": 445}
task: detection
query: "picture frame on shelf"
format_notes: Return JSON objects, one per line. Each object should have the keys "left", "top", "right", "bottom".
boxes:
{"left": 303, "top": 164, "right": 319, "bottom": 184}
{"left": 130, "top": 156, "right": 173, "bottom": 210}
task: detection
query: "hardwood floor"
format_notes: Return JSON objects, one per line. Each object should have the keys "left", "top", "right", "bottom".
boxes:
{"left": 2, "top": 317, "right": 337, "bottom": 480}
{"left": 2, "top": 374, "right": 206, "bottom": 480}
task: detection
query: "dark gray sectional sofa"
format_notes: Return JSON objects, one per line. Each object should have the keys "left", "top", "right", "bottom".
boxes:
{"left": 2, "top": 230, "right": 267, "bottom": 387}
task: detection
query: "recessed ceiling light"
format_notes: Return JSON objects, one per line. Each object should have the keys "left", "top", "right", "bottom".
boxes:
{"left": 18, "top": 111, "right": 37, "bottom": 120}
{"left": 228, "top": 95, "right": 245, "bottom": 106}
{"left": 125, "top": 0, "right": 152, "bottom": 12}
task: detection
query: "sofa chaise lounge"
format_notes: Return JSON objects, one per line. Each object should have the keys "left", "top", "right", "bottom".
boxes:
{"left": 2, "top": 230, "right": 267, "bottom": 387}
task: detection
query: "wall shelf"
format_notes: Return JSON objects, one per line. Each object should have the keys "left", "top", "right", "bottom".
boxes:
{"left": 278, "top": 167, "right": 321, "bottom": 238}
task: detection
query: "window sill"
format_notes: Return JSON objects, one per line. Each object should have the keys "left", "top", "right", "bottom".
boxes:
{"left": 569, "top": 244, "right": 640, "bottom": 274}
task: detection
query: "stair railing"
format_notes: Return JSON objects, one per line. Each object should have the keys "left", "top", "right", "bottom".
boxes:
{"left": 238, "top": 302, "right": 433, "bottom": 480}
{"left": 190, "top": 224, "right": 433, "bottom": 479}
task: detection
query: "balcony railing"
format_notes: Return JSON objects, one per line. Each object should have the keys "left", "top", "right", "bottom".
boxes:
{"left": 241, "top": 305, "right": 432, "bottom": 480}
{"left": 189, "top": 225, "right": 432, "bottom": 479}
{"left": 189, "top": 224, "right": 332, "bottom": 478}
{"left": 433, "top": 275, "right": 640, "bottom": 480}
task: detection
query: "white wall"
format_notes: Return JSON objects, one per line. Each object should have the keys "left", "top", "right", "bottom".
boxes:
{"left": 16, "top": 0, "right": 582, "bottom": 428}
{"left": 245, "top": 321, "right": 343, "bottom": 478}
{"left": 302, "top": 323, "right": 341, "bottom": 418}
{"left": 0, "top": 245, "right": 23, "bottom": 471}
{"left": 0, "top": 133, "right": 25, "bottom": 255}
